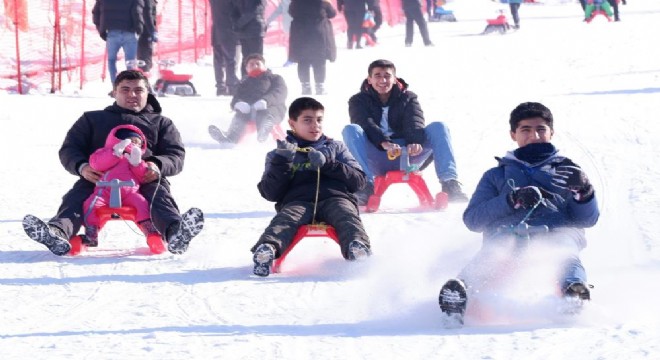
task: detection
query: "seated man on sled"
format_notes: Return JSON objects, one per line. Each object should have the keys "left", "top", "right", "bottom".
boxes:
{"left": 22, "top": 70, "right": 204, "bottom": 256}
{"left": 438, "top": 102, "right": 600, "bottom": 325}
{"left": 341, "top": 59, "right": 468, "bottom": 206}
{"left": 250, "top": 97, "right": 372, "bottom": 277}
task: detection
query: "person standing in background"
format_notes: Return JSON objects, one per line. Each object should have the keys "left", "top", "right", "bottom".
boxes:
{"left": 230, "top": 0, "right": 267, "bottom": 78}
{"left": 288, "top": 0, "right": 337, "bottom": 95}
{"left": 210, "top": 0, "right": 240, "bottom": 95}
{"left": 401, "top": 0, "right": 433, "bottom": 47}
{"left": 92, "top": 0, "right": 145, "bottom": 85}
{"left": 137, "top": 0, "right": 158, "bottom": 73}
{"left": 338, "top": 0, "right": 368, "bottom": 49}
{"left": 508, "top": 0, "right": 522, "bottom": 29}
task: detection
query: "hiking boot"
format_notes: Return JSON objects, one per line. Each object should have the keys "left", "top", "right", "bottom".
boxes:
{"left": 355, "top": 181, "right": 374, "bottom": 207}
{"left": 442, "top": 179, "right": 469, "bottom": 202}
{"left": 301, "top": 82, "right": 312, "bottom": 95}
{"left": 563, "top": 282, "right": 592, "bottom": 301}
{"left": 347, "top": 239, "right": 371, "bottom": 260}
{"left": 253, "top": 243, "right": 276, "bottom": 277}
{"left": 315, "top": 83, "right": 326, "bottom": 95}
{"left": 439, "top": 279, "right": 468, "bottom": 320}
{"left": 166, "top": 208, "right": 204, "bottom": 254}
{"left": 22, "top": 215, "right": 71, "bottom": 256}
{"left": 83, "top": 225, "right": 99, "bottom": 247}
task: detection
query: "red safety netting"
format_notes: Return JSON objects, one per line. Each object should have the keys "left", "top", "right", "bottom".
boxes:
{"left": 0, "top": 0, "right": 404, "bottom": 94}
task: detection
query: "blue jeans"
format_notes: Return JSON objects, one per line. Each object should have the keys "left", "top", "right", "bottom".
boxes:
{"left": 341, "top": 122, "right": 458, "bottom": 184}
{"left": 106, "top": 30, "right": 139, "bottom": 84}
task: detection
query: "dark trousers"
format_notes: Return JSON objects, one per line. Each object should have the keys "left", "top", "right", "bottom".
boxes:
{"left": 509, "top": 3, "right": 521, "bottom": 26}
{"left": 252, "top": 198, "right": 370, "bottom": 260}
{"left": 404, "top": 6, "right": 432, "bottom": 45}
{"left": 212, "top": 36, "right": 240, "bottom": 92}
{"left": 608, "top": 0, "right": 620, "bottom": 20}
{"left": 137, "top": 34, "right": 154, "bottom": 72}
{"left": 297, "top": 59, "right": 327, "bottom": 84}
{"left": 49, "top": 177, "right": 180, "bottom": 238}
{"left": 344, "top": 11, "right": 365, "bottom": 47}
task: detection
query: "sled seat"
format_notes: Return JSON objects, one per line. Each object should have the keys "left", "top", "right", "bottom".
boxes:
{"left": 271, "top": 224, "right": 340, "bottom": 273}
{"left": 364, "top": 148, "right": 449, "bottom": 213}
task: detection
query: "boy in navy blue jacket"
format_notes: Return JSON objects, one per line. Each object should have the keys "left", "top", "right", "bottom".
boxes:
{"left": 251, "top": 97, "right": 371, "bottom": 277}
{"left": 438, "top": 102, "right": 600, "bottom": 323}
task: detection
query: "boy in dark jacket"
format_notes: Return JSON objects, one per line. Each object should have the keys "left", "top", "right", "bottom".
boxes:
{"left": 209, "top": 53, "right": 288, "bottom": 144}
{"left": 438, "top": 102, "right": 600, "bottom": 324}
{"left": 251, "top": 97, "right": 371, "bottom": 277}
{"left": 342, "top": 59, "right": 467, "bottom": 204}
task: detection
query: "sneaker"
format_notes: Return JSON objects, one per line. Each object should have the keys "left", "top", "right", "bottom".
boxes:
{"left": 563, "top": 282, "right": 592, "bottom": 301}
{"left": 439, "top": 279, "right": 468, "bottom": 319}
{"left": 208, "top": 125, "right": 231, "bottom": 144}
{"left": 253, "top": 243, "right": 276, "bottom": 277}
{"left": 355, "top": 181, "right": 374, "bottom": 206}
{"left": 22, "top": 215, "right": 72, "bottom": 256}
{"left": 167, "top": 208, "right": 204, "bottom": 254}
{"left": 441, "top": 179, "right": 469, "bottom": 202}
{"left": 315, "top": 83, "right": 326, "bottom": 95}
{"left": 347, "top": 239, "right": 370, "bottom": 260}
{"left": 301, "top": 82, "right": 312, "bottom": 95}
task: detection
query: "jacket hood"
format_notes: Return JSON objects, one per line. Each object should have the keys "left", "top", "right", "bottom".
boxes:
{"left": 105, "top": 124, "right": 148, "bottom": 151}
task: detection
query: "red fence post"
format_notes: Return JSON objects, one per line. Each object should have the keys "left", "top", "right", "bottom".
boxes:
{"left": 13, "top": 0, "right": 23, "bottom": 94}
{"left": 80, "top": 0, "right": 87, "bottom": 89}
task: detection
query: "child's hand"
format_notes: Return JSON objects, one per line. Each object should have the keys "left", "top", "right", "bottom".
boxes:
{"left": 275, "top": 140, "right": 297, "bottom": 161}
{"left": 253, "top": 99, "right": 267, "bottom": 111}
{"left": 234, "top": 101, "right": 251, "bottom": 114}
{"left": 308, "top": 148, "right": 326, "bottom": 168}
{"left": 113, "top": 139, "right": 132, "bottom": 157}
{"left": 126, "top": 146, "right": 143, "bottom": 166}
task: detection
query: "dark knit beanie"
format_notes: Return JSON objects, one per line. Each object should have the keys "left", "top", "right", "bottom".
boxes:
{"left": 115, "top": 128, "right": 142, "bottom": 141}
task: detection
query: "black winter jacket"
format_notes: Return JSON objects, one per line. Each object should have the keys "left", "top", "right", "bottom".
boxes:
{"left": 229, "top": 0, "right": 267, "bottom": 38}
{"left": 288, "top": 0, "right": 337, "bottom": 63}
{"left": 348, "top": 77, "right": 426, "bottom": 148}
{"left": 92, "top": 0, "right": 145, "bottom": 39}
{"left": 258, "top": 133, "right": 366, "bottom": 211}
{"left": 59, "top": 94, "right": 185, "bottom": 179}
{"left": 231, "top": 69, "right": 288, "bottom": 121}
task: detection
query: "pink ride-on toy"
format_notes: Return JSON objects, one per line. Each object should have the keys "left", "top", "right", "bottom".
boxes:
{"left": 69, "top": 179, "right": 167, "bottom": 255}
{"left": 271, "top": 224, "right": 340, "bottom": 273}
{"left": 365, "top": 148, "right": 449, "bottom": 213}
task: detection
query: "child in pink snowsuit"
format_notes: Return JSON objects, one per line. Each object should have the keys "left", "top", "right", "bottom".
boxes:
{"left": 82, "top": 125, "right": 154, "bottom": 244}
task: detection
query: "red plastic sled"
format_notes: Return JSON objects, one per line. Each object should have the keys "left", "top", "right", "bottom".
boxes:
{"left": 69, "top": 206, "right": 167, "bottom": 256}
{"left": 240, "top": 121, "right": 286, "bottom": 143}
{"left": 271, "top": 224, "right": 340, "bottom": 273}
{"left": 364, "top": 148, "right": 449, "bottom": 213}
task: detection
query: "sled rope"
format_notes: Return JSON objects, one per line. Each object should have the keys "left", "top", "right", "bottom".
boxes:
{"left": 297, "top": 146, "right": 322, "bottom": 225}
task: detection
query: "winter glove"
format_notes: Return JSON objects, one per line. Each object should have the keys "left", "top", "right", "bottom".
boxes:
{"left": 274, "top": 139, "right": 297, "bottom": 162}
{"left": 126, "top": 146, "right": 143, "bottom": 166}
{"left": 308, "top": 148, "right": 326, "bottom": 169}
{"left": 508, "top": 186, "right": 544, "bottom": 209}
{"left": 234, "top": 101, "right": 251, "bottom": 114}
{"left": 113, "top": 139, "right": 132, "bottom": 157}
{"left": 552, "top": 165, "right": 594, "bottom": 201}
{"left": 149, "top": 31, "right": 159, "bottom": 43}
{"left": 253, "top": 99, "right": 267, "bottom": 111}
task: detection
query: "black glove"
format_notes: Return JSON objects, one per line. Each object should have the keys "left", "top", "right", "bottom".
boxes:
{"left": 509, "top": 186, "right": 544, "bottom": 209}
{"left": 552, "top": 165, "right": 594, "bottom": 201}
{"left": 274, "top": 140, "right": 296, "bottom": 162}
{"left": 308, "top": 148, "right": 326, "bottom": 169}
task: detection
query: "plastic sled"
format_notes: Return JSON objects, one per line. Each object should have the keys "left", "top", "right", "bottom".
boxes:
{"left": 585, "top": 9, "right": 613, "bottom": 23}
{"left": 69, "top": 179, "right": 166, "bottom": 255}
{"left": 154, "top": 60, "right": 198, "bottom": 96}
{"left": 364, "top": 148, "right": 449, "bottom": 213}
{"left": 271, "top": 224, "right": 340, "bottom": 273}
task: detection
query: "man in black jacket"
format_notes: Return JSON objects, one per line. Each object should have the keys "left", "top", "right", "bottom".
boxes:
{"left": 92, "top": 0, "right": 147, "bottom": 84}
{"left": 23, "top": 70, "right": 204, "bottom": 256}
{"left": 342, "top": 59, "right": 467, "bottom": 204}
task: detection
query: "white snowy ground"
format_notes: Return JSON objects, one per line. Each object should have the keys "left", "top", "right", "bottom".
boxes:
{"left": 2, "top": 0, "right": 660, "bottom": 358}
